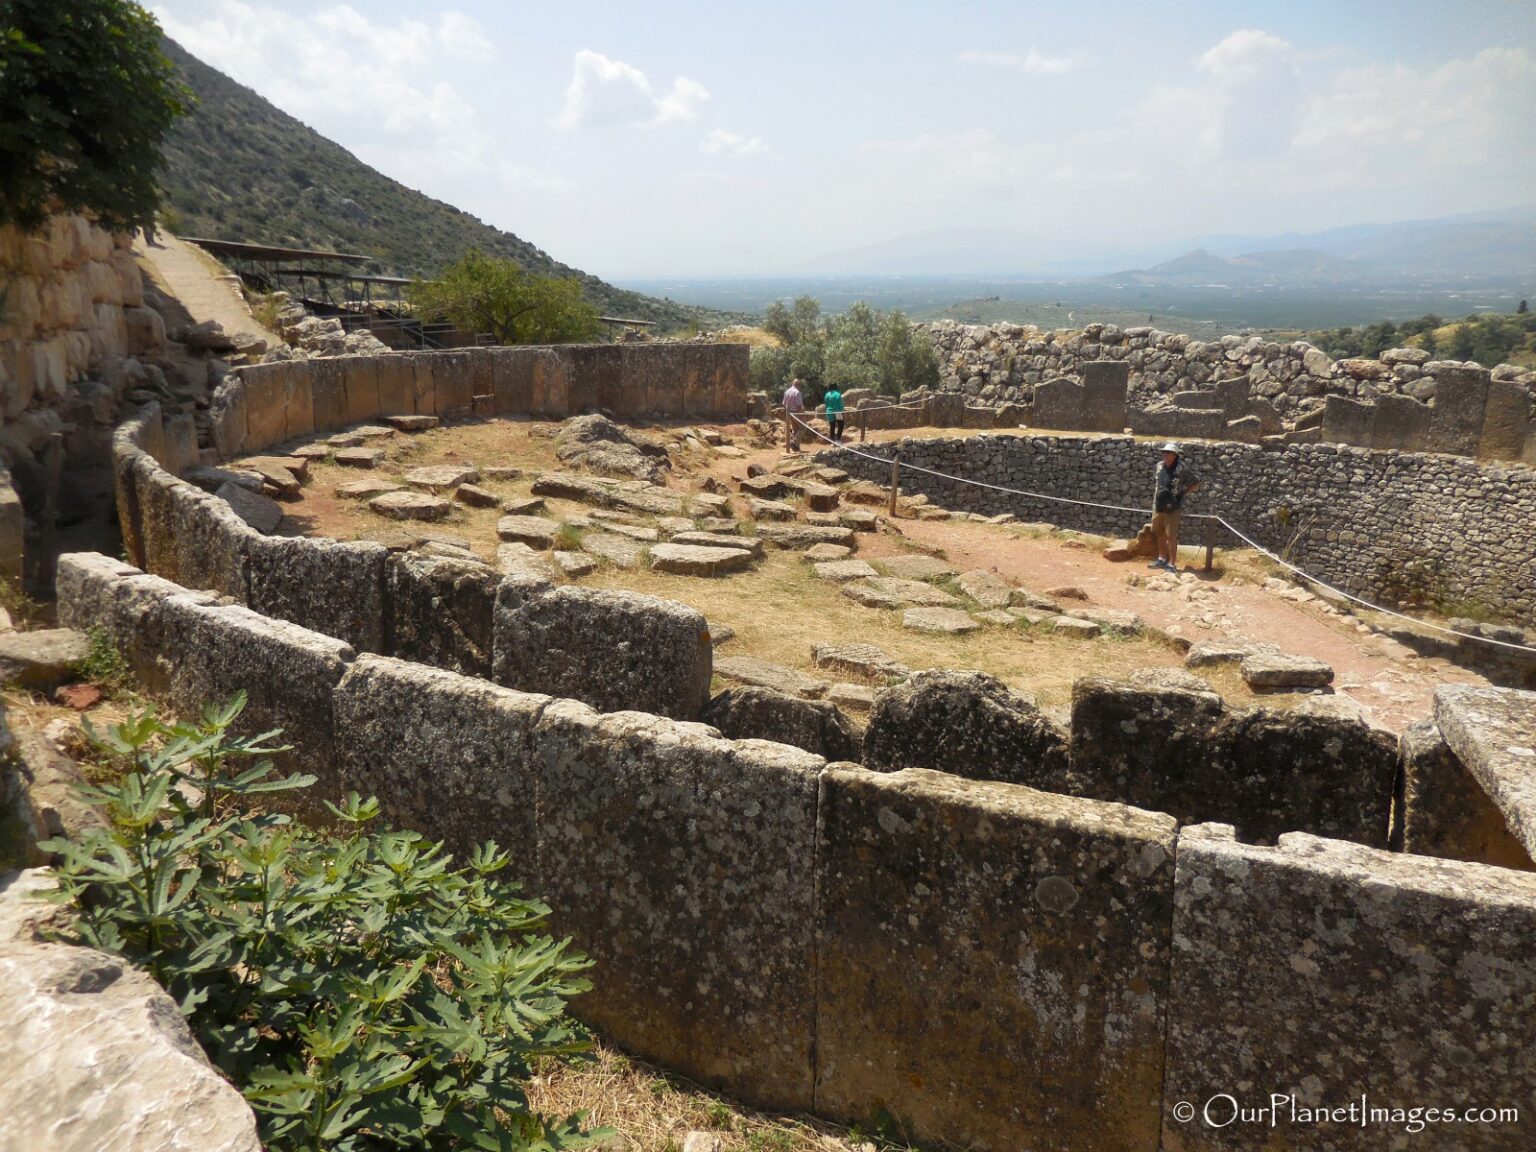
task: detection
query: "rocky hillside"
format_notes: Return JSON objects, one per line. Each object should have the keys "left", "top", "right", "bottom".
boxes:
{"left": 156, "top": 40, "right": 724, "bottom": 330}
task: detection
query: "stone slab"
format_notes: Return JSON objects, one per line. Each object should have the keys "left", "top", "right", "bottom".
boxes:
{"left": 649, "top": 543, "right": 754, "bottom": 576}
{"left": 368, "top": 490, "right": 452, "bottom": 521}
{"left": 754, "top": 523, "right": 856, "bottom": 550}
{"left": 816, "top": 765, "right": 1177, "bottom": 1152}
{"left": 1240, "top": 651, "right": 1334, "bottom": 690}
{"left": 215, "top": 481, "right": 282, "bottom": 534}
{"left": 1426, "top": 365, "right": 1489, "bottom": 457}
{"left": 1371, "top": 393, "right": 1432, "bottom": 452}
{"left": 1478, "top": 379, "right": 1532, "bottom": 462}
{"left": 669, "top": 531, "right": 763, "bottom": 558}
{"left": 385, "top": 553, "right": 502, "bottom": 678}
{"left": 811, "top": 642, "right": 911, "bottom": 683}
{"left": 1080, "top": 360, "right": 1129, "bottom": 433}
{"left": 813, "top": 559, "right": 878, "bottom": 582}
{"left": 496, "top": 515, "right": 559, "bottom": 549}
{"left": 700, "top": 685, "right": 861, "bottom": 761}
{"left": 1399, "top": 721, "right": 1533, "bottom": 870}
{"left": 579, "top": 531, "right": 645, "bottom": 568}
{"left": 955, "top": 568, "right": 1014, "bottom": 608}
{"left": 714, "top": 654, "right": 828, "bottom": 699}
{"left": 1321, "top": 395, "right": 1375, "bottom": 448}
{"left": 878, "top": 554, "right": 957, "bottom": 581}
{"left": 901, "top": 606, "right": 980, "bottom": 634}
{"left": 1032, "top": 376, "right": 1084, "bottom": 431}
{"left": 1434, "top": 684, "right": 1536, "bottom": 860}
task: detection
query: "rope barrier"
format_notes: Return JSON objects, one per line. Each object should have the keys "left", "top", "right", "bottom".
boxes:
{"left": 784, "top": 413, "right": 1536, "bottom": 655}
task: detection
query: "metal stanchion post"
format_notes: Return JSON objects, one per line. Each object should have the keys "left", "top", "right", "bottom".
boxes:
{"left": 888, "top": 451, "right": 901, "bottom": 518}
{"left": 1203, "top": 518, "right": 1215, "bottom": 572}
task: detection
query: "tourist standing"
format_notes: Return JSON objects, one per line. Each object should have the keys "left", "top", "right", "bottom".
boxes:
{"left": 1150, "top": 442, "right": 1201, "bottom": 571}
{"left": 823, "top": 384, "right": 846, "bottom": 443}
{"left": 782, "top": 378, "right": 805, "bottom": 451}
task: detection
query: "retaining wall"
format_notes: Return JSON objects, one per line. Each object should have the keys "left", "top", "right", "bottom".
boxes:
{"left": 816, "top": 432, "right": 1536, "bottom": 628}
{"left": 55, "top": 551, "right": 1536, "bottom": 1151}
{"left": 211, "top": 341, "right": 750, "bottom": 457}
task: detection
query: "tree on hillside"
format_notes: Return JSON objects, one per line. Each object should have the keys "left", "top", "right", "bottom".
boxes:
{"left": 410, "top": 250, "right": 600, "bottom": 345}
{"left": 0, "top": 0, "right": 187, "bottom": 231}
{"left": 749, "top": 297, "right": 939, "bottom": 398}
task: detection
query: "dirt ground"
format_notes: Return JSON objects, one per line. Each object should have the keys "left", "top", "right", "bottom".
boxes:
{"left": 245, "top": 416, "right": 1487, "bottom": 732}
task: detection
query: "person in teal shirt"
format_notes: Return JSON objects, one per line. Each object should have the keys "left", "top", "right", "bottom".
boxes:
{"left": 823, "top": 385, "right": 846, "bottom": 443}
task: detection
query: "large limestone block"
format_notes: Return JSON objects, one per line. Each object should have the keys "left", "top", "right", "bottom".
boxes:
{"left": 239, "top": 363, "right": 292, "bottom": 451}
{"left": 208, "top": 378, "right": 249, "bottom": 460}
{"left": 1398, "top": 721, "right": 1532, "bottom": 870}
{"left": 1434, "top": 684, "right": 1536, "bottom": 860}
{"left": 1032, "top": 376, "right": 1084, "bottom": 430}
{"left": 375, "top": 352, "right": 417, "bottom": 416}
{"left": 863, "top": 669, "right": 1071, "bottom": 789}
{"left": 1426, "top": 364, "right": 1489, "bottom": 456}
{"left": 340, "top": 356, "right": 382, "bottom": 424}
{"left": 1080, "top": 360, "right": 1129, "bottom": 433}
{"left": 536, "top": 703, "right": 822, "bottom": 1108}
{"left": 701, "top": 685, "right": 861, "bottom": 760}
{"left": 1478, "top": 379, "right": 1531, "bottom": 461}
{"left": 1370, "top": 392, "right": 1432, "bottom": 451}
{"left": 246, "top": 535, "right": 387, "bottom": 654}
{"left": 493, "top": 585, "right": 711, "bottom": 720}
{"left": 165, "top": 477, "right": 252, "bottom": 598}
{"left": 333, "top": 654, "right": 548, "bottom": 876}
{"left": 428, "top": 350, "right": 474, "bottom": 416}
{"left": 0, "top": 872, "right": 262, "bottom": 1152}
{"left": 490, "top": 347, "right": 535, "bottom": 414}
{"left": 1069, "top": 675, "right": 1228, "bottom": 811}
{"left": 1164, "top": 824, "right": 1536, "bottom": 1152}
{"left": 385, "top": 553, "right": 502, "bottom": 677}
{"left": 1321, "top": 395, "right": 1374, "bottom": 448}
{"left": 816, "top": 766, "right": 1178, "bottom": 1152}
{"left": 308, "top": 356, "right": 347, "bottom": 434}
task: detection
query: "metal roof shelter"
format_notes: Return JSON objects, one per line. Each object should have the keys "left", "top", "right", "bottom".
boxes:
{"left": 179, "top": 236, "right": 407, "bottom": 308}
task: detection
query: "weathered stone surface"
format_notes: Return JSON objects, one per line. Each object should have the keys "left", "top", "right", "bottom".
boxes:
{"left": 827, "top": 682, "right": 875, "bottom": 712}
{"left": 702, "top": 686, "right": 861, "bottom": 760}
{"left": 1067, "top": 607, "right": 1144, "bottom": 634}
{"left": 902, "top": 606, "right": 980, "bottom": 634}
{"left": 0, "top": 628, "right": 90, "bottom": 689}
{"left": 579, "top": 530, "right": 644, "bottom": 568}
{"left": 334, "top": 446, "right": 384, "bottom": 469}
{"left": 553, "top": 550, "right": 597, "bottom": 577}
{"left": 368, "top": 490, "right": 452, "bottom": 521}
{"left": 816, "top": 766, "right": 1176, "bottom": 1152}
{"left": 864, "top": 670, "right": 1071, "bottom": 788}
{"left": 1240, "top": 650, "right": 1333, "bottom": 690}
{"left": 668, "top": 531, "right": 762, "bottom": 557}
{"left": 755, "top": 523, "right": 856, "bottom": 550}
{"left": 1164, "top": 824, "right": 1536, "bottom": 1152}
{"left": 1050, "top": 615, "right": 1102, "bottom": 638}
{"left": 1371, "top": 393, "right": 1432, "bottom": 452}
{"left": 1434, "top": 684, "right": 1536, "bottom": 860}
{"left": 1184, "top": 641, "right": 1253, "bottom": 668}
{"left": 243, "top": 455, "right": 302, "bottom": 499}
{"left": 536, "top": 703, "right": 821, "bottom": 1106}
{"left": 803, "top": 542, "right": 851, "bottom": 562}
{"left": 531, "top": 471, "right": 684, "bottom": 516}
{"left": 811, "top": 642, "right": 911, "bottom": 683}
{"left": 495, "top": 514, "right": 559, "bottom": 549}
{"left": 1128, "top": 666, "right": 1213, "bottom": 694}
{"left": 554, "top": 413, "right": 670, "bottom": 483}
{"left": 495, "top": 542, "right": 555, "bottom": 580}
{"left": 847, "top": 577, "right": 960, "bottom": 608}
{"left": 977, "top": 609, "right": 1023, "bottom": 627}
{"left": 1032, "top": 376, "right": 1085, "bottom": 430}
{"left": 494, "top": 586, "right": 711, "bottom": 720}
{"left": 215, "top": 480, "right": 282, "bottom": 534}
{"left": 1479, "top": 379, "right": 1532, "bottom": 461}
{"left": 333, "top": 654, "right": 547, "bottom": 871}
{"left": 1080, "top": 360, "right": 1130, "bottom": 433}
{"left": 714, "top": 655, "right": 828, "bottom": 699}
{"left": 955, "top": 569, "right": 1014, "bottom": 608}
{"left": 649, "top": 543, "right": 754, "bottom": 576}
{"left": 739, "top": 473, "right": 792, "bottom": 499}
{"left": 384, "top": 413, "right": 439, "bottom": 431}
{"left": 601, "top": 522, "right": 660, "bottom": 542}
{"left": 813, "top": 559, "right": 878, "bottom": 582}
{"left": 799, "top": 482, "right": 839, "bottom": 512}
{"left": 1426, "top": 364, "right": 1489, "bottom": 457}
{"left": 500, "top": 495, "right": 545, "bottom": 515}
{"left": 747, "top": 496, "right": 796, "bottom": 520}
{"left": 1399, "top": 721, "right": 1533, "bottom": 870}
{"left": 335, "top": 477, "right": 401, "bottom": 500}
{"left": 879, "top": 554, "right": 956, "bottom": 581}
{"left": 246, "top": 535, "right": 388, "bottom": 654}
{"left": 0, "top": 871, "right": 263, "bottom": 1152}
{"left": 385, "top": 553, "right": 503, "bottom": 678}
{"left": 404, "top": 464, "right": 479, "bottom": 492}
{"left": 452, "top": 482, "right": 498, "bottom": 509}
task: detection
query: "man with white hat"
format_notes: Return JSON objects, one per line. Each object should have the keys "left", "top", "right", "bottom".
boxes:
{"left": 1150, "top": 442, "right": 1201, "bottom": 572}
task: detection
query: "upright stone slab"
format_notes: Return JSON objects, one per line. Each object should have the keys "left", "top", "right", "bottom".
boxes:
{"left": 536, "top": 703, "right": 822, "bottom": 1108}
{"left": 491, "top": 347, "right": 535, "bottom": 414}
{"left": 308, "top": 357, "right": 347, "bottom": 434}
{"left": 241, "top": 363, "right": 290, "bottom": 450}
{"left": 167, "top": 479, "right": 251, "bottom": 598}
{"left": 1213, "top": 376, "right": 1250, "bottom": 418}
{"left": 1321, "top": 395, "right": 1374, "bottom": 448}
{"left": 1426, "top": 364, "right": 1490, "bottom": 456}
{"left": 1434, "top": 684, "right": 1536, "bottom": 860}
{"left": 281, "top": 360, "right": 315, "bottom": 442}
{"left": 465, "top": 347, "right": 496, "bottom": 404}
{"left": 1080, "top": 360, "right": 1129, "bottom": 433}
{"left": 333, "top": 654, "right": 548, "bottom": 879}
{"left": 1371, "top": 392, "right": 1432, "bottom": 452}
{"left": 1399, "top": 720, "right": 1533, "bottom": 870}
{"left": 429, "top": 350, "right": 474, "bottom": 416}
{"left": 385, "top": 552, "right": 501, "bottom": 677}
{"left": 1032, "top": 377, "right": 1084, "bottom": 431}
{"left": 1478, "top": 379, "right": 1532, "bottom": 461}
{"left": 375, "top": 352, "right": 417, "bottom": 416}
{"left": 1165, "top": 824, "right": 1536, "bottom": 1152}
{"left": 342, "top": 356, "right": 382, "bottom": 425}
{"left": 816, "top": 766, "right": 1177, "bottom": 1152}
{"left": 529, "top": 348, "right": 572, "bottom": 417}
{"left": 493, "top": 584, "right": 711, "bottom": 720}
{"left": 246, "top": 535, "right": 388, "bottom": 654}
{"left": 564, "top": 344, "right": 616, "bottom": 413}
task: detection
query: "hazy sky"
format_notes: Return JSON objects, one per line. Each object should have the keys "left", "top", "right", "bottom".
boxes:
{"left": 153, "top": 0, "right": 1536, "bottom": 278}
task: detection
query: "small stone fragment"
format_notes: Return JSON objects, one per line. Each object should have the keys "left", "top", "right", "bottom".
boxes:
{"left": 815, "top": 560, "right": 879, "bottom": 583}
{"left": 500, "top": 496, "right": 546, "bottom": 515}
{"left": 1050, "top": 616, "right": 1102, "bottom": 638}
{"left": 0, "top": 628, "right": 92, "bottom": 689}
{"left": 880, "top": 554, "right": 956, "bottom": 582}
{"left": 1045, "top": 585, "right": 1090, "bottom": 601}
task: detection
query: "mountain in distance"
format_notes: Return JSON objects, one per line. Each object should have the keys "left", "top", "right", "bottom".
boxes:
{"left": 156, "top": 39, "right": 725, "bottom": 329}
{"left": 796, "top": 228, "right": 1051, "bottom": 277}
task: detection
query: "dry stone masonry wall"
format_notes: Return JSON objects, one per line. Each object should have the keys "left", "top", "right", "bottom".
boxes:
{"left": 54, "top": 550, "right": 1536, "bottom": 1152}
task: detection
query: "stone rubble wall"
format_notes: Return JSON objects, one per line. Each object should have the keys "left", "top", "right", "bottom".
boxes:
{"left": 816, "top": 432, "right": 1536, "bottom": 628}
{"left": 54, "top": 550, "right": 1536, "bottom": 1152}
{"left": 113, "top": 405, "right": 713, "bottom": 720}
{"left": 211, "top": 341, "right": 751, "bottom": 457}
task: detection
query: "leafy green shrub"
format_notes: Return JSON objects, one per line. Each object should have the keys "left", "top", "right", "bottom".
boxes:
{"left": 44, "top": 694, "right": 605, "bottom": 1151}
{"left": 752, "top": 296, "right": 939, "bottom": 398}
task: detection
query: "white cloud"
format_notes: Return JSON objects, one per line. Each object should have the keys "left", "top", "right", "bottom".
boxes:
{"left": 554, "top": 49, "right": 710, "bottom": 130}
{"left": 859, "top": 127, "right": 997, "bottom": 155}
{"left": 701, "top": 128, "right": 768, "bottom": 158}
{"left": 1197, "top": 28, "right": 1295, "bottom": 81}
{"left": 959, "top": 47, "right": 1086, "bottom": 75}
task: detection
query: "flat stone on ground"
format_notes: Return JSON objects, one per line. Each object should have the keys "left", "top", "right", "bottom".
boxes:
{"left": 496, "top": 543, "right": 555, "bottom": 578}
{"left": 857, "top": 577, "right": 961, "bottom": 607}
{"left": 335, "top": 447, "right": 383, "bottom": 468}
{"left": 242, "top": 457, "right": 302, "bottom": 498}
{"left": 827, "top": 682, "right": 876, "bottom": 713}
{"left": 580, "top": 531, "right": 645, "bottom": 568}
{"left": 1050, "top": 616, "right": 1102, "bottom": 638}
{"left": 455, "top": 483, "right": 499, "bottom": 508}
{"left": 880, "top": 555, "right": 957, "bottom": 581}
{"left": 530, "top": 471, "right": 684, "bottom": 516}
{"left": 714, "top": 655, "right": 828, "bottom": 699}
{"left": 291, "top": 444, "right": 330, "bottom": 460}
{"left": 670, "top": 532, "right": 763, "bottom": 558}
{"left": 839, "top": 509, "right": 879, "bottom": 532}
{"left": 657, "top": 516, "right": 696, "bottom": 535}
{"left": 404, "top": 465, "right": 480, "bottom": 492}
{"left": 385, "top": 414, "right": 440, "bottom": 431}
{"left": 1045, "top": 585, "right": 1090, "bottom": 601}
{"left": 496, "top": 515, "right": 559, "bottom": 548}
{"left": 1068, "top": 607, "right": 1145, "bottom": 634}
{"left": 368, "top": 490, "right": 452, "bottom": 521}
{"left": 484, "top": 466, "right": 522, "bottom": 480}
{"left": 956, "top": 570, "right": 1014, "bottom": 608}
{"left": 0, "top": 628, "right": 91, "bottom": 689}
{"left": 649, "top": 543, "right": 755, "bottom": 576}
{"left": 804, "top": 543, "right": 852, "bottom": 562}
{"left": 974, "top": 609, "right": 1020, "bottom": 626}
{"left": 501, "top": 496, "right": 545, "bottom": 515}
{"left": 603, "top": 523, "right": 660, "bottom": 543}
{"left": 1241, "top": 651, "right": 1334, "bottom": 690}
{"left": 814, "top": 560, "right": 879, "bottom": 583}
{"left": 1434, "top": 685, "right": 1536, "bottom": 859}
{"left": 812, "top": 643, "right": 912, "bottom": 683}
{"left": 1185, "top": 641, "right": 1254, "bottom": 668}
{"left": 695, "top": 516, "right": 740, "bottom": 533}
{"left": 553, "top": 550, "right": 598, "bottom": 577}
{"left": 755, "top": 523, "right": 857, "bottom": 550}
{"left": 216, "top": 482, "right": 282, "bottom": 534}
{"left": 903, "top": 607, "right": 981, "bottom": 635}
{"left": 748, "top": 497, "right": 797, "bottom": 521}
{"left": 336, "top": 478, "right": 402, "bottom": 500}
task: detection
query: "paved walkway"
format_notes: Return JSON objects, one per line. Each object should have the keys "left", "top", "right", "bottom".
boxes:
{"left": 132, "top": 233, "right": 281, "bottom": 345}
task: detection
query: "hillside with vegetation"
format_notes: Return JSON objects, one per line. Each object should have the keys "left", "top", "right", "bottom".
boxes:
{"left": 1306, "top": 303, "right": 1535, "bottom": 368}
{"left": 155, "top": 39, "right": 727, "bottom": 330}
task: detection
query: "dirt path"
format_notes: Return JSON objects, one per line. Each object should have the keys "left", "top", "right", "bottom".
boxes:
{"left": 132, "top": 233, "right": 281, "bottom": 344}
